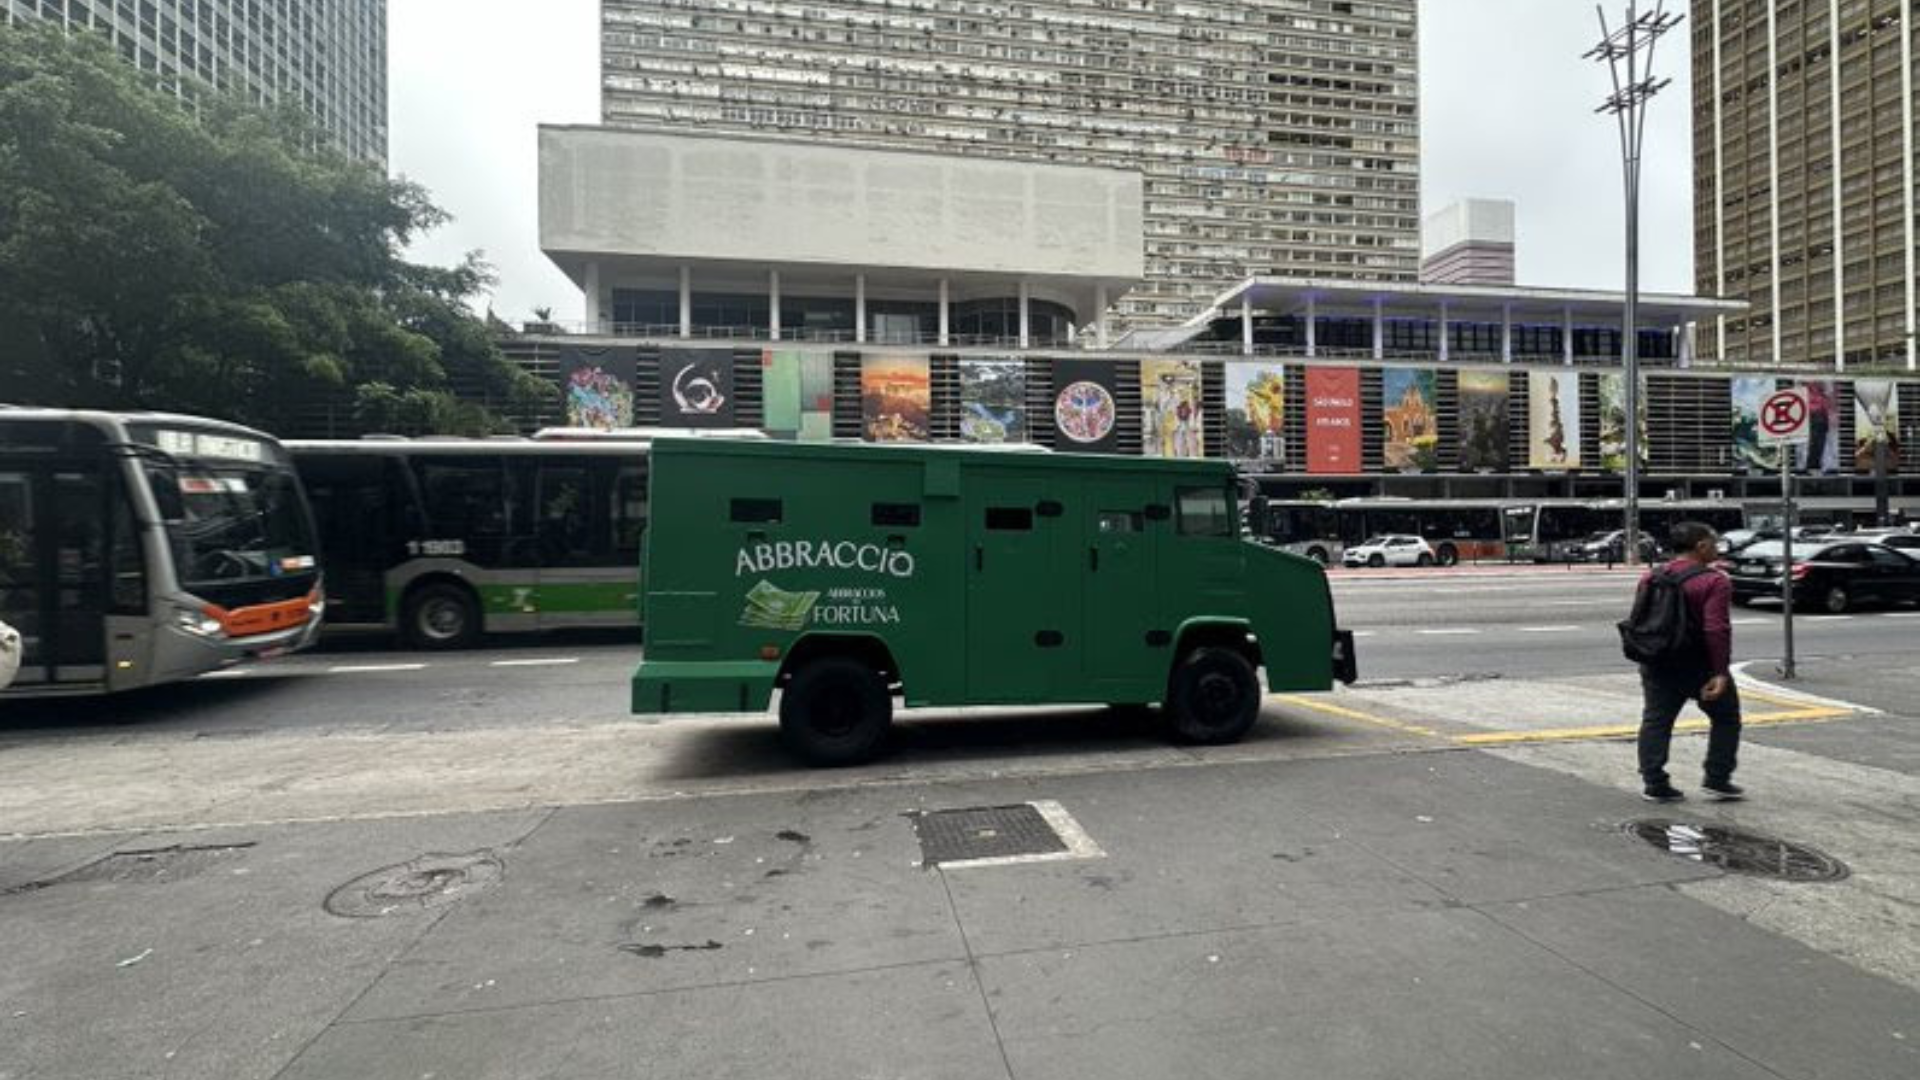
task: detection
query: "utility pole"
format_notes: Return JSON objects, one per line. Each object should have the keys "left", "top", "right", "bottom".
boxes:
{"left": 1588, "top": 1, "right": 1682, "bottom": 565}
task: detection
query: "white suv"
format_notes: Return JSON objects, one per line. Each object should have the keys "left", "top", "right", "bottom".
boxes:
{"left": 1342, "top": 535, "right": 1437, "bottom": 568}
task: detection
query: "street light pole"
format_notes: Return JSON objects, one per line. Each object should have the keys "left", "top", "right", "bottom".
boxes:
{"left": 1589, "top": 1, "right": 1681, "bottom": 566}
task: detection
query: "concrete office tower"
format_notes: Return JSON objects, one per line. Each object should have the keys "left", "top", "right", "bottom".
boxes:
{"left": 3, "top": 0, "right": 388, "bottom": 165}
{"left": 599, "top": 0, "right": 1420, "bottom": 328}
{"left": 1421, "top": 198, "right": 1517, "bottom": 285}
{"left": 1693, "top": 1, "right": 1917, "bottom": 370}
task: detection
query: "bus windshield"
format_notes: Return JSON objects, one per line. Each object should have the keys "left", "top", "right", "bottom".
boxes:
{"left": 149, "top": 462, "right": 318, "bottom": 589}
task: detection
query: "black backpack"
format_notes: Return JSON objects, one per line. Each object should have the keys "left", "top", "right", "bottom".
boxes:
{"left": 1617, "top": 565, "right": 1711, "bottom": 665}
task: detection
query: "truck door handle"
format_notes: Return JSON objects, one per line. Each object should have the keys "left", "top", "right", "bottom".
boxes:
{"left": 1089, "top": 546, "right": 1099, "bottom": 571}
{"left": 974, "top": 545, "right": 983, "bottom": 571}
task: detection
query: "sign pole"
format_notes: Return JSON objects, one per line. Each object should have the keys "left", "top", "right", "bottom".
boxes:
{"left": 1779, "top": 447, "right": 1796, "bottom": 681}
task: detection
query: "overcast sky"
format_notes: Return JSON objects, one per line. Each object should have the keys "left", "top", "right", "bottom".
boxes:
{"left": 389, "top": 0, "right": 1697, "bottom": 324}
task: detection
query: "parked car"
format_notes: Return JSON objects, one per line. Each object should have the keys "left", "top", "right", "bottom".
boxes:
{"left": 1342, "top": 535, "right": 1437, "bottom": 568}
{"left": 1725, "top": 540, "right": 1920, "bottom": 613}
{"left": 1718, "top": 525, "right": 1839, "bottom": 556}
{"left": 1561, "top": 529, "right": 1661, "bottom": 564}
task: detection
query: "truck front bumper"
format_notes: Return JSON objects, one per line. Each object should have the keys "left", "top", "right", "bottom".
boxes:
{"left": 632, "top": 659, "right": 781, "bottom": 716}
{"left": 1332, "top": 630, "right": 1359, "bottom": 685}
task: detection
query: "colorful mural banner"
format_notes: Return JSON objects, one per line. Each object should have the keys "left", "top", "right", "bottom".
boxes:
{"left": 860, "top": 353, "right": 931, "bottom": 442}
{"left": 1797, "top": 380, "right": 1841, "bottom": 473}
{"left": 1381, "top": 367, "right": 1438, "bottom": 473}
{"left": 1598, "top": 372, "right": 1649, "bottom": 473}
{"left": 1527, "top": 371, "right": 1581, "bottom": 470}
{"left": 1052, "top": 358, "right": 1123, "bottom": 453}
{"left": 959, "top": 358, "right": 1028, "bottom": 444}
{"left": 1224, "top": 362, "right": 1286, "bottom": 465}
{"left": 658, "top": 347, "right": 735, "bottom": 427}
{"left": 1141, "top": 358, "right": 1204, "bottom": 459}
{"left": 559, "top": 344, "right": 636, "bottom": 430}
{"left": 1730, "top": 376, "right": 1782, "bottom": 471}
{"left": 1854, "top": 379, "right": 1902, "bottom": 473}
{"left": 1457, "top": 371, "right": 1509, "bottom": 473}
{"left": 761, "top": 350, "right": 835, "bottom": 441}
{"left": 1305, "top": 367, "right": 1362, "bottom": 475}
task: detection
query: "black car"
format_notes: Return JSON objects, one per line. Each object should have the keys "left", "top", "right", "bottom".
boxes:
{"left": 1726, "top": 540, "right": 1920, "bottom": 613}
{"left": 1560, "top": 529, "right": 1661, "bottom": 564}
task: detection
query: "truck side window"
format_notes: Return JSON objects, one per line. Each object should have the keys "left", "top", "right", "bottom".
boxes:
{"left": 872, "top": 503, "right": 921, "bottom": 527}
{"left": 985, "top": 507, "right": 1034, "bottom": 531}
{"left": 1176, "top": 487, "right": 1231, "bottom": 538}
{"left": 731, "top": 498, "right": 782, "bottom": 524}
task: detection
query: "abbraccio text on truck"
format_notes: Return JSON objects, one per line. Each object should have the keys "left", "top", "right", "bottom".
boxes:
{"left": 632, "top": 438, "right": 1357, "bottom": 765}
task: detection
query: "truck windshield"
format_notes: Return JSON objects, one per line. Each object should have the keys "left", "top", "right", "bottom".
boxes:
{"left": 148, "top": 463, "right": 318, "bottom": 589}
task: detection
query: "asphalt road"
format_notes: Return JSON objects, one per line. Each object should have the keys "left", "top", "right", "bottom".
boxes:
{"left": 3, "top": 567, "right": 1913, "bottom": 736}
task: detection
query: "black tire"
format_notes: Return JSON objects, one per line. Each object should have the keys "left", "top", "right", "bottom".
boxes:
{"left": 1415, "top": 553, "right": 1434, "bottom": 567}
{"left": 1367, "top": 554, "right": 1385, "bottom": 568}
{"left": 1306, "top": 547, "right": 1329, "bottom": 566}
{"left": 402, "top": 582, "right": 481, "bottom": 650}
{"left": 1436, "top": 544, "right": 1459, "bottom": 567}
{"left": 1165, "top": 647, "right": 1262, "bottom": 745}
{"left": 779, "top": 657, "right": 892, "bottom": 766}
{"left": 1823, "top": 585, "right": 1851, "bottom": 614}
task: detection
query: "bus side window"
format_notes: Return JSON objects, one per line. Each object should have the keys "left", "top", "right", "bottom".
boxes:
{"left": 610, "top": 463, "right": 647, "bottom": 563}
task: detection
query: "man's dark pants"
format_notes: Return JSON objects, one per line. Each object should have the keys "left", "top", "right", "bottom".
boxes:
{"left": 1638, "top": 665, "right": 1742, "bottom": 786}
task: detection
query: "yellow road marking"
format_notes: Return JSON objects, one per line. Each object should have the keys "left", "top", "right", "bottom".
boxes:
{"left": 1275, "top": 692, "right": 1853, "bottom": 749}
{"left": 1271, "top": 694, "right": 1444, "bottom": 739}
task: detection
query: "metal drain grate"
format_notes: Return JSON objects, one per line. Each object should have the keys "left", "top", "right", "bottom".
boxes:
{"left": 1624, "top": 820, "right": 1850, "bottom": 882}
{"left": 912, "top": 801, "right": 1103, "bottom": 870}
{"left": 325, "top": 850, "right": 505, "bottom": 918}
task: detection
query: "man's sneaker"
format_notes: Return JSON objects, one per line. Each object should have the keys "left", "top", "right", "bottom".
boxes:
{"left": 1702, "top": 779, "right": 1745, "bottom": 802}
{"left": 1642, "top": 782, "right": 1686, "bottom": 803}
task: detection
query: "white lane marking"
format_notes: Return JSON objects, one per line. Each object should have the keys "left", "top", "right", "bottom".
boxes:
{"left": 201, "top": 668, "right": 253, "bottom": 679}
{"left": 1731, "top": 618, "right": 1768, "bottom": 626}
{"left": 1805, "top": 615, "right": 1854, "bottom": 622}
{"left": 1540, "top": 600, "right": 1621, "bottom": 607}
{"left": 1351, "top": 631, "right": 1378, "bottom": 638}
{"left": 489, "top": 658, "right": 583, "bottom": 668}
{"left": 1517, "top": 625, "right": 1583, "bottom": 633}
{"left": 328, "top": 663, "right": 427, "bottom": 674}
{"left": 1416, "top": 628, "right": 1481, "bottom": 636}
{"left": 1882, "top": 612, "right": 1920, "bottom": 619}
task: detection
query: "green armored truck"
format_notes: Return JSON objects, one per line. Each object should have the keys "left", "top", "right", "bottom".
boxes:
{"left": 633, "top": 438, "right": 1356, "bottom": 765}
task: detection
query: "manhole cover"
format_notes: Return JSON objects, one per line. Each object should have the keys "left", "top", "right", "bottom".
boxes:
{"left": 1624, "top": 820, "right": 1849, "bottom": 882}
{"left": 325, "top": 850, "right": 504, "bottom": 918}
{"left": 911, "top": 801, "right": 1103, "bottom": 869}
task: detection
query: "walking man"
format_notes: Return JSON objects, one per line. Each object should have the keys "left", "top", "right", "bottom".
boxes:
{"left": 1626, "top": 521, "right": 1744, "bottom": 803}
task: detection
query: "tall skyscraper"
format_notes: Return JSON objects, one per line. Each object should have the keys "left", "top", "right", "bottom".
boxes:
{"left": 1693, "top": 0, "right": 1917, "bottom": 370}
{"left": 3, "top": 0, "right": 388, "bottom": 165}
{"left": 599, "top": 0, "right": 1420, "bottom": 327}
{"left": 1421, "top": 198, "right": 1516, "bottom": 285}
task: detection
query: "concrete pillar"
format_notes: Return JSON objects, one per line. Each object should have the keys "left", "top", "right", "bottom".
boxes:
{"left": 938, "top": 277, "right": 950, "bottom": 346}
{"left": 583, "top": 261, "right": 603, "bottom": 330}
{"left": 1095, "top": 284, "right": 1110, "bottom": 349}
{"left": 1372, "top": 297, "right": 1384, "bottom": 360}
{"left": 678, "top": 265, "right": 691, "bottom": 339}
{"left": 1305, "top": 294, "right": 1317, "bottom": 359}
{"left": 1679, "top": 323, "right": 1695, "bottom": 369}
{"left": 769, "top": 270, "right": 781, "bottom": 342}
{"left": 1018, "top": 280, "right": 1031, "bottom": 349}
{"left": 1563, "top": 307, "right": 1575, "bottom": 366}
{"left": 1438, "top": 301, "right": 1450, "bottom": 364}
{"left": 1501, "top": 304, "right": 1513, "bottom": 364}
{"left": 855, "top": 273, "right": 867, "bottom": 344}
{"left": 1241, "top": 292, "right": 1254, "bottom": 357}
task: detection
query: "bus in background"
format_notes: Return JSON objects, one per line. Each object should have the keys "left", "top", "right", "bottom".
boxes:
{"left": 290, "top": 438, "right": 659, "bottom": 649}
{"left": 1332, "top": 499, "right": 1510, "bottom": 565}
{"left": 1503, "top": 498, "right": 1747, "bottom": 562}
{"left": 1256, "top": 499, "right": 1343, "bottom": 564}
{"left": 1, "top": 409, "right": 322, "bottom": 697}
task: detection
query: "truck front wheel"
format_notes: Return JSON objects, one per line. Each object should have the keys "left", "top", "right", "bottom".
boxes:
{"left": 1165, "top": 647, "right": 1262, "bottom": 745}
{"left": 779, "top": 658, "right": 892, "bottom": 766}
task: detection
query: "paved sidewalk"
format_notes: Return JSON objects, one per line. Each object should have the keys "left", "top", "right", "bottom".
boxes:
{"left": 5, "top": 744, "right": 1917, "bottom": 1080}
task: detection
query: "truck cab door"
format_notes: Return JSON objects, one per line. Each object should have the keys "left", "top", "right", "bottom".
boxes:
{"left": 1081, "top": 481, "right": 1161, "bottom": 698}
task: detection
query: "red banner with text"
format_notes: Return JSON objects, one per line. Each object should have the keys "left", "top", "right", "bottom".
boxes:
{"left": 1306, "top": 367, "right": 1362, "bottom": 474}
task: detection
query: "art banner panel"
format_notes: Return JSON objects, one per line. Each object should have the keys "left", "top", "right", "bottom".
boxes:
{"left": 1797, "top": 380, "right": 1840, "bottom": 473}
{"left": 1854, "top": 379, "right": 1902, "bottom": 474}
{"left": 1457, "top": 371, "right": 1509, "bottom": 473}
{"left": 1527, "top": 371, "right": 1581, "bottom": 470}
{"left": 959, "top": 358, "right": 1028, "bottom": 444}
{"left": 861, "top": 353, "right": 931, "bottom": 442}
{"left": 559, "top": 344, "right": 636, "bottom": 430}
{"left": 761, "top": 350, "right": 836, "bottom": 441}
{"left": 1140, "top": 358, "right": 1204, "bottom": 459}
{"left": 1224, "top": 363, "right": 1286, "bottom": 465}
{"left": 1381, "top": 367, "right": 1438, "bottom": 473}
{"left": 1598, "top": 372, "right": 1648, "bottom": 473}
{"left": 1052, "top": 359, "right": 1122, "bottom": 453}
{"left": 1729, "top": 376, "right": 1782, "bottom": 471}
{"left": 1305, "top": 367, "right": 1361, "bottom": 475}
{"left": 659, "top": 347, "right": 735, "bottom": 427}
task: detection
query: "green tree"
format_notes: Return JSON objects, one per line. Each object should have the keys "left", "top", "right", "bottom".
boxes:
{"left": 0, "top": 24, "right": 552, "bottom": 435}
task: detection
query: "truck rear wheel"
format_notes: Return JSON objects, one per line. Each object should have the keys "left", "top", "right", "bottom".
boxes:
{"left": 1165, "top": 647, "right": 1261, "bottom": 745}
{"left": 779, "top": 657, "right": 892, "bottom": 766}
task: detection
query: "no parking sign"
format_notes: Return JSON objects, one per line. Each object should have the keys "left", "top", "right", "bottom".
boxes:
{"left": 1758, "top": 388, "right": 1811, "bottom": 447}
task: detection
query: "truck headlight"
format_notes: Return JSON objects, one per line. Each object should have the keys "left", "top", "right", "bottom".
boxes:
{"left": 173, "top": 606, "right": 225, "bottom": 638}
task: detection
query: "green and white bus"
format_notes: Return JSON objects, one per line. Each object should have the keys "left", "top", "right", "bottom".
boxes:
{"left": 291, "top": 432, "right": 762, "bottom": 648}
{"left": 2, "top": 409, "right": 323, "bottom": 697}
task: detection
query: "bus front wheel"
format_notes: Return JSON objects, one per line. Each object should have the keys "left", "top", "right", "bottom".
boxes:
{"left": 780, "top": 657, "right": 892, "bottom": 766}
{"left": 403, "top": 582, "right": 481, "bottom": 650}
{"left": 1305, "top": 546, "right": 1329, "bottom": 565}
